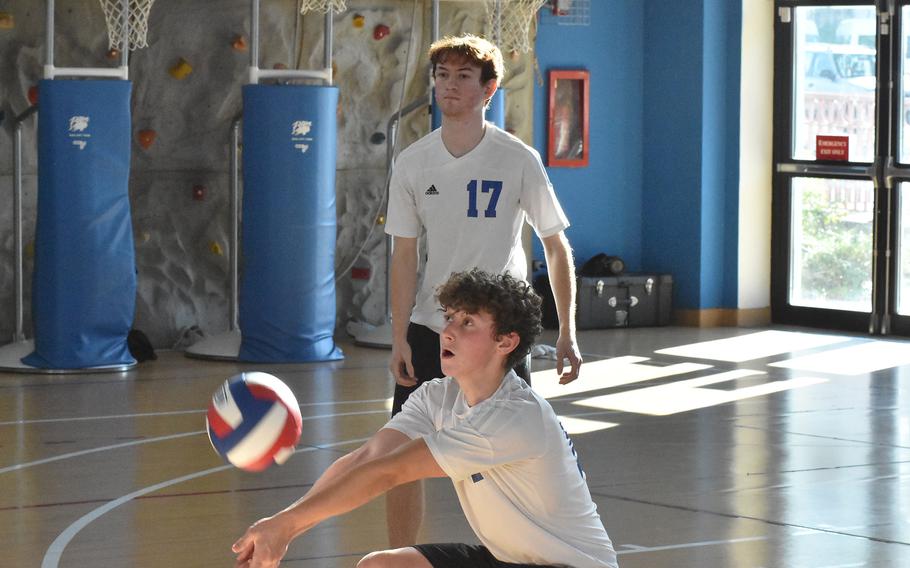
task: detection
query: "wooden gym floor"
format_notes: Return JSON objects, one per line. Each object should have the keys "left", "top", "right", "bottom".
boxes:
{"left": 2, "top": 325, "right": 910, "bottom": 568}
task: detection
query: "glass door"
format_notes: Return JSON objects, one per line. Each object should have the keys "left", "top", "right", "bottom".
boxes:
{"left": 888, "top": 5, "right": 910, "bottom": 333}
{"left": 772, "top": 2, "right": 910, "bottom": 335}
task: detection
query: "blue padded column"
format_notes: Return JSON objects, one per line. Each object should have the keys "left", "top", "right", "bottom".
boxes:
{"left": 432, "top": 88, "right": 506, "bottom": 129}
{"left": 486, "top": 88, "right": 506, "bottom": 128}
{"left": 239, "top": 84, "right": 343, "bottom": 362}
{"left": 23, "top": 80, "right": 136, "bottom": 369}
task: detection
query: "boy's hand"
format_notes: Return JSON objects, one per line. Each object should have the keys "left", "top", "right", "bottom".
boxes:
{"left": 232, "top": 515, "right": 292, "bottom": 568}
{"left": 555, "top": 334, "right": 582, "bottom": 384}
{"left": 389, "top": 341, "right": 418, "bottom": 387}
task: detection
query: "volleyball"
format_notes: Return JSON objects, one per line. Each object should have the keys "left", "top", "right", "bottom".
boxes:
{"left": 206, "top": 372, "right": 302, "bottom": 472}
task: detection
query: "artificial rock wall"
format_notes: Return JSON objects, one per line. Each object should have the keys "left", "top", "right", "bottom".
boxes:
{"left": 0, "top": 0, "right": 538, "bottom": 348}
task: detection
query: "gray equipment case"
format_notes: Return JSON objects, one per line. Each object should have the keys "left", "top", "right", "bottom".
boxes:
{"left": 576, "top": 274, "right": 673, "bottom": 329}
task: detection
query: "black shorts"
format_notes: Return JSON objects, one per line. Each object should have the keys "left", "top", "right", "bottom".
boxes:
{"left": 414, "top": 543, "right": 572, "bottom": 568}
{"left": 391, "top": 323, "right": 531, "bottom": 416}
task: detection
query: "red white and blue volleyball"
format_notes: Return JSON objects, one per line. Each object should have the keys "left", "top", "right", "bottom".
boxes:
{"left": 206, "top": 372, "right": 302, "bottom": 472}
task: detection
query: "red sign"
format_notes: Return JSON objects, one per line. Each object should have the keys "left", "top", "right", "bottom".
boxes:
{"left": 816, "top": 135, "right": 849, "bottom": 161}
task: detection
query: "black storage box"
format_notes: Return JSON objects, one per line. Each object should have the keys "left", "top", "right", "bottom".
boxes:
{"left": 576, "top": 274, "right": 673, "bottom": 329}
{"left": 534, "top": 273, "right": 673, "bottom": 330}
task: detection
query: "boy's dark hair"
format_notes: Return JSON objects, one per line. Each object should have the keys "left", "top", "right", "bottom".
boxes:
{"left": 436, "top": 269, "right": 542, "bottom": 371}
{"left": 429, "top": 33, "right": 505, "bottom": 88}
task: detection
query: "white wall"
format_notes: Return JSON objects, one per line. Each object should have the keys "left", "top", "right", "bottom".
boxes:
{"left": 738, "top": 0, "right": 774, "bottom": 309}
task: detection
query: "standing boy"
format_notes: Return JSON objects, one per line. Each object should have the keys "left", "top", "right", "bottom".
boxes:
{"left": 384, "top": 33, "right": 582, "bottom": 547}
{"left": 232, "top": 270, "right": 617, "bottom": 568}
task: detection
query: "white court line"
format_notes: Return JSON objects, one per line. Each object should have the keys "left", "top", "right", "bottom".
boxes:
{"left": 41, "top": 437, "right": 370, "bottom": 568}
{"left": 0, "top": 398, "right": 392, "bottom": 426}
{"left": 0, "top": 410, "right": 388, "bottom": 474}
{"left": 304, "top": 410, "right": 389, "bottom": 421}
{"left": 617, "top": 535, "right": 768, "bottom": 554}
{"left": 0, "top": 431, "right": 204, "bottom": 475}
{"left": 0, "top": 410, "right": 204, "bottom": 426}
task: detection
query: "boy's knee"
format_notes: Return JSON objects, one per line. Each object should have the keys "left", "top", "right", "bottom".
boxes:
{"left": 357, "top": 548, "right": 426, "bottom": 568}
{"left": 357, "top": 550, "right": 392, "bottom": 568}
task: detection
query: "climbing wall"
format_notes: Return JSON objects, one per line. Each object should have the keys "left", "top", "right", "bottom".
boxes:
{"left": 0, "top": 0, "right": 539, "bottom": 348}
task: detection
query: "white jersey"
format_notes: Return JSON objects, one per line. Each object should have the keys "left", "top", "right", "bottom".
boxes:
{"left": 385, "top": 125, "right": 569, "bottom": 333}
{"left": 386, "top": 371, "right": 618, "bottom": 568}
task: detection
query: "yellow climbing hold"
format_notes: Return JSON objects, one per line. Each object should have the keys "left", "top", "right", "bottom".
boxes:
{"left": 169, "top": 57, "right": 193, "bottom": 79}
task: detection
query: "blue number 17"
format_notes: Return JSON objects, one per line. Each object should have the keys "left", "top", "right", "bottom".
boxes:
{"left": 466, "top": 180, "right": 503, "bottom": 218}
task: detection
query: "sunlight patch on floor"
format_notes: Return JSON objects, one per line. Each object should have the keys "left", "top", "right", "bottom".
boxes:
{"left": 769, "top": 340, "right": 910, "bottom": 375}
{"left": 655, "top": 330, "right": 850, "bottom": 362}
{"left": 531, "top": 356, "right": 711, "bottom": 399}
{"left": 557, "top": 415, "right": 619, "bottom": 435}
{"left": 571, "top": 370, "right": 828, "bottom": 416}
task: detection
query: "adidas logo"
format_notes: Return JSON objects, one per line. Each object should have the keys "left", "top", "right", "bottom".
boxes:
{"left": 425, "top": 185, "right": 439, "bottom": 196}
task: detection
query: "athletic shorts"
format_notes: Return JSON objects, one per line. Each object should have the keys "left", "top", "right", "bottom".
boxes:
{"left": 391, "top": 323, "right": 531, "bottom": 416}
{"left": 414, "top": 543, "right": 572, "bottom": 568}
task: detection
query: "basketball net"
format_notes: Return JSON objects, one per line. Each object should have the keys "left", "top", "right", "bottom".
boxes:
{"left": 299, "top": 0, "right": 347, "bottom": 14}
{"left": 485, "top": 0, "right": 547, "bottom": 54}
{"left": 98, "top": 0, "right": 156, "bottom": 51}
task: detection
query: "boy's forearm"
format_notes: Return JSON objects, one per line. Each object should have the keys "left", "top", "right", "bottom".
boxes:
{"left": 390, "top": 240, "right": 418, "bottom": 343}
{"left": 543, "top": 233, "right": 577, "bottom": 335}
{"left": 306, "top": 451, "right": 357, "bottom": 495}
{"left": 277, "top": 452, "right": 405, "bottom": 538}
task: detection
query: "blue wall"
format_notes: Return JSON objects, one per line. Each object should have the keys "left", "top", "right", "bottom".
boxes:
{"left": 533, "top": 1, "right": 644, "bottom": 272}
{"left": 534, "top": 0, "right": 742, "bottom": 311}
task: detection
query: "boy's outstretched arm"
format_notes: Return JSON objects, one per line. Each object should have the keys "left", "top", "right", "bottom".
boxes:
{"left": 232, "top": 434, "right": 444, "bottom": 568}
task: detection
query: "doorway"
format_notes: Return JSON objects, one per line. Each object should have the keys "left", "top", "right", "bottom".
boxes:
{"left": 772, "top": 2, "right": 910, "bottom": 335}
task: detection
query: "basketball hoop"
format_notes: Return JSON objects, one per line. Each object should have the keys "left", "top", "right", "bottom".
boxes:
{"left": 98, "top": 0, "right": 156, "bottom": 51}
{"left": 485, "top": 0, "right": 547, "bottom": 54}
{"left": 299, "top": 0, "right": 347, "bottom": 14}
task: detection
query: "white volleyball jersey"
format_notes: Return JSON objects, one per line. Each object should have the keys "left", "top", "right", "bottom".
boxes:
{"left": 385, "top": 371, "right": 617, "bottom": 568}
{"left": 385, "top": 125, "right": 569, "bottom": 333}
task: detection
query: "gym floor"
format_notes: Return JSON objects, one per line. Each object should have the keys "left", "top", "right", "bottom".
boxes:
{"left": 2, "top": 325, "right": 910, "bottom": 567}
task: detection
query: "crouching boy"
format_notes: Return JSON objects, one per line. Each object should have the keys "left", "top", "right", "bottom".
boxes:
{"left": 232, "top": 269, "right": 617, "bottom": 568}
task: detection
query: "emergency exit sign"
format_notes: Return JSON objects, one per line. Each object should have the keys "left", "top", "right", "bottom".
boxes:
{"left": 816, "top": 135, "right": 849, "bottom": 161}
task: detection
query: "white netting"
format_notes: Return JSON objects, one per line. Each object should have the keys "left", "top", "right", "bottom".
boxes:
{"left": 485, "top": 0, "right": 547, "bottom": 54}
{"left": 300, "top": 0, "right": 347, "bottom": 14}
{"left": 98, "top": 0, "right": 156, "bottom": 51}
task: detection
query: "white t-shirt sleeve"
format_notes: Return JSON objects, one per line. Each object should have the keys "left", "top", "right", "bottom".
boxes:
{"left": 425, "top": 401, "right": 547, "bottom": 481}
{"left": 385, "top": 153, "right": 421, "bottom": 238}
{"left": 521, "top": 148, "right": 570, "bottom": 238}
{"left": 383, "top": 381, "right": 437, "bottom": 440}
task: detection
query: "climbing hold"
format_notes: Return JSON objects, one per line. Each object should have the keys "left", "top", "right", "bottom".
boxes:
{"left": 376, "top": 215, "right": 386, "bottom": 226}
{"left": 192, "top": 184, "right": 205, "bottom": 201}
{"left": 273, "top": 62, "right": 288, "bottom": 70}
{"left": 25, "top": 241, "right": 34, "bottom": 259}
{"left": 138, "top": 129, "right": 156, "bottom": 149}
{"left": 352, "top": 14, "right": 365, "bottom": 28}
{"left": 27, "top": 85, "right": 38, "bottom": 106}
{"left": 232, "top": 35, "right": 248, "bottom": 51}
{"left": 370, "top": 132, "right": 386, "bottom": 145}
{"left": 373, "top": 24, "right": 390, "bottom": 40}
{"left": 169, "top": 57, "right": 193, "bottom": 79}
{"left": 209, "top": 241, "right": 224, "bottom": 256}
{"left": 140, "top": 231, "right": 151, "bottom": 243}
{"left": 106, "top": 47, "right": 120, "bottom": 60}
{"left": 0, "top": 12, "right": 14, "bottom": 29}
